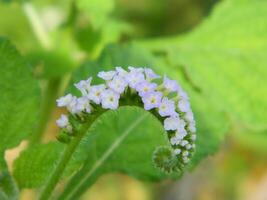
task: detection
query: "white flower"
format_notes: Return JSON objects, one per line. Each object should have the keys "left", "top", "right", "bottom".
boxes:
{"left": 183, "top": 157, "right": 190, "bottom": 163}
{"left": 178, "top": 98, "right": 191, "bottom": 112}
{"left": 101, "top": 89, "right": 120, "bottom": 110}
{"left": 180, "top": 140, "right": 189, "bottom": 146}
{"left": 87, "top": 84, "right": 106, "bottom": 104}
{"left": 128, "top": 66, "right": 144, "bottom": 73}
{"left": 163, "top": 75, "right": 180, "bottom": 92}
{"left": 177, "top": 88, "right": 189, "bottom": 100}
{"left": 98, "top": 70, "right": 116, "bottom": 81}
{"left": 144, "top": 68, "right": 160, "bottom": 80}
{"left": 116, "top": 66, "right": 128, "bottom": 78}
{"left": 108, "top": 75, "right": 127, "bottom": 94}
{"left": 163, "top": 116, "right": 180, "bottom": 131}
{"left": 184, "top": 109, "right": 194, "bottom": 122}
{"left": 56, "top": 114, "right": 69, "bottom": 128}
{"left": 188, "top": 121, "right": 196, "bottom": 133}
{"left": 176, "top": 119, "right": 187, "bottom": 133}
{"left": 127, "top": 70, "right": 145, "bottom": 88}
{"left": 185, "top": 144, "right": 192, "bottom": 150}
{"left": 74, "top": 77, "right": 92, "bottom": 95}
{"left": 158, "top": 97, "right": 176, "bottom": 117}
{"left": 182, "top": 150, "right": 189, "bottom": 157}
{"left": 170, "top": 136, "right": 181, "bottom": 145}
{"left": 174, "top": 149, "right": 181, "bottom": 155}
{"left": 56, "top": 94, "right": 74, "bottom": 107}
{"left": 135, "top": 81, "right": 157, "bottom": 97}
{"left": 75, "top": 97, "right": 91, "bottom": 113}
{"left": 175, "top": 128, "right": 187, "bottom": 140}
{"left": 142, "top": 91, "right": 162, "bottom": 110}
{"left": 66, "top": 96, "right": 79, "bottom": 114}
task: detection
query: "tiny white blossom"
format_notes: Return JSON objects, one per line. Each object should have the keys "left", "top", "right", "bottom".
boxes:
{"left": 175, "top": 129, "right": 187, "bottom": 140}
{"left": 177, "top": 88, "right": 189, "bottom": 100}
{"left": 174, "top": 149, "right": 181, "bottom": 155}
{"left": 180, "top": 140, "right": 189, "bottom": 146}
{"left": 108, "top": 75, "right": 127, "bottom": 94}
{"left": 188, "top": 121, "right": 196, "bottom": 133}
{"left": 183, "top": 156, "right": 190, "bottom": 163}
{"left": 127, "top": 70, "right": 145, "bottom": 88}
{"left": 170, "top": 136, "right": 181, "bottom": 145}
{"left": 184, "top": 109, "right": 194, "bottom": 122}
{"left": 66, "top": 96, "right": 79, "bottom": 114}
{"left": 163, "top": 116, "right": 180, "bottom": 131}
{"left": 182, "top": 150, "right": 189, "bottom": 157}
{"left": 98, "top": 70, "right": 116, "bottom": 81}
{"left": 101, "top": 89, "right": 120, "bottom": 110}
{"left": 115, "top": 66, "right": 128, "bottom": 78}
{"left": 185, "top": 144, "right": 192, "bottom": 150}
{"left": 163, "top": 75, "right": 180, "bottom": 92}
{"left": 75, "top": 97, "right": 91, "bottom": 113}
{"left": 128, "top": 66, "right": 144, "bottom": 73}
{"left": 74, "top": 77, "right": 92, "bottom": 95}
{"left": 178, "top": 98, "right": 191, "bottom": 112}
{"left": 56, "top": 114, "right": 69, "bottom": 128}
{"left": 87, "top": 84, "right": 106, "bottom": 104}
{"left": 144, "top": 68, "right": 160, "bottom": 80}
{"left": 158, "top": 97, "right": 176, "bottom": 117}
{"left": 135, "top": 81, "right": 157, "bottom": 97}
{"left": 142, "top": 91, "right": 162, "bottom": 110}
{"left": 56, "top": 94, "right": 74, "bottom": 107}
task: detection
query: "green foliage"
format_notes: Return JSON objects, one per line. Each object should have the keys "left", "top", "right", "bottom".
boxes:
{"left": 13, "top": 143, "right": 63, "bottom": 188}
{"left": 0, "top": 153, "right": 19, "bottom": 200}
{"left": 58, "top": 106, "right": 177, "bottom": 200}
{"left": 13, "top": 107, "right": 176, "bottom": 189}
{"left": 0, "top": 38, "right": 40, "bottom": 151}
{"left": 142, "top": 0, "right": 267, "bottom": 131}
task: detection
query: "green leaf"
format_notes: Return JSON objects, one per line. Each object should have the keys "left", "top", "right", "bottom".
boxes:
{"left": 14, "top": 107, "right": 176, "bottom": 188}
{"left": 59, "top": 106, "right": 177, "bottom": 200}
{"left": 0, "top": 38, "right": 40, "bottom": 151}
{"left": 13, "top": 142, "right": 64, "bottom": 188}
{"left": 0, "top": 153, "right": 19, "bottom": 200}
{"left": 141, "top": 0, "right": 267, "bottom": 130}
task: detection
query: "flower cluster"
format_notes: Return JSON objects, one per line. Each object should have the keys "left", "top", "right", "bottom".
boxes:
{"left": 56, "top": 66, "right": 196, "bottom": 171}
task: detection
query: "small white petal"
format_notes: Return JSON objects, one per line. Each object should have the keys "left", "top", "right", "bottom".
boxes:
{"left": 180, "top": 140, "right": 189, "bottom": 146}
{"left": 174, "top": 149, "right": 181, "bottom": 155}
{"left": 98, "top": 70, "right": 116, "bottom": 81}
{"left": 101, "top": 89, "right": 120, "bottom": 110}
{"left": 56, "top": 114, "right": 69, "bottom": 128}
{"left": 56, "top": 94, "right": 74, "bottom": 107}
{"left": 163, "top": 116, "right": 180, "bottom": 131}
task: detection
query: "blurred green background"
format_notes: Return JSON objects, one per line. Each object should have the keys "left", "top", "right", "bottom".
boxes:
{"left": 1, "top": 0, "right": 267, "bottom": 200}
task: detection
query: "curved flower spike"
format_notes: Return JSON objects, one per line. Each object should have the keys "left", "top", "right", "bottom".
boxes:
{"left": 56, "top": 66, "right": 197, "bottom": 173}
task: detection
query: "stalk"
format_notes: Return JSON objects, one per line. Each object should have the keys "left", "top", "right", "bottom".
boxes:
{"left": 38, "top": 121, "right": 90, "bottom": 200}
{"left": 22, "top": 2, "right": 52, "bottom": 50}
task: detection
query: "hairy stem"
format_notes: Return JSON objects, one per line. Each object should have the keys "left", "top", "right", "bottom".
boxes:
{"left": 22, "top": 2, "right": 52, "bottom": 50}
{"left": 0, "top": 152, "right": 19, "bottom": 200}
{"left": 38, "top": 111, "right": 104, "bottom": 200}
{"left": 57, "top": 114, "right": 148, "bottom": 200}
{"left": 29, "top": 78, "right": 61, "bottom": 145}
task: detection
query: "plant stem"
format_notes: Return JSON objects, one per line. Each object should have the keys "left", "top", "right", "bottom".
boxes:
{"left": 22, "top": 1, "right": 52, "bottom": 50}
{"left": 0, "top": 152, "right": 19, "bottom": 200}
{"left": 29, "top": 78, "right": 61, "bottom": 145}
{"left": 38, "top": 113, "right": 101, "bottom": 200}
